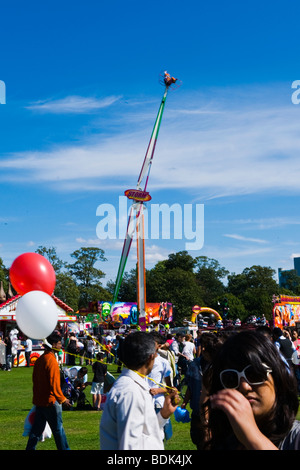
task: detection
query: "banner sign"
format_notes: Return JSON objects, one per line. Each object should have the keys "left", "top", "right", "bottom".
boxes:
{"left": 124, "top": 189, "right": 152, "bottom": 202}
{"left": 273, "top": 295, "right": 300, "bottom": 328}
{"left": 97, "top": 301, "right": 173, "bottom": 327}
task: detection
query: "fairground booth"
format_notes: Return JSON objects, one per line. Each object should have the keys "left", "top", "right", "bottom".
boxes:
{"left": 0, "top": 294, "right": 76, "bottom": 367}
{"left": 273, "top": 294, "right": 300, "bottom": 331}
{"left": 78, "top": 301, "right": 173, "bottom": 332}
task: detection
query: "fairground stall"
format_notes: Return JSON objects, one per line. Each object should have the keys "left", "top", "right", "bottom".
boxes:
{"left": 79, "top": 301, "right": 173, "bottom": 332}
{"left": 273, "top": 294, "right": 300, "bottom": 330}
{"left": 0, "top": 294, "right": 76, "bottom": 366}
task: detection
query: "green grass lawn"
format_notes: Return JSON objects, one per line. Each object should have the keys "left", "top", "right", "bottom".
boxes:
{"left": 0, "top": 364, "right": 194, "bottom": 451}
{"left": 4, "top": 364, "right": 298, "bottom": 451}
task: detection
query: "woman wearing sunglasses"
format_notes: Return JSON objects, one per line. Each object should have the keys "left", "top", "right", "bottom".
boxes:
{"left": 201, "top": 330, "right": 300, "bottom": 450}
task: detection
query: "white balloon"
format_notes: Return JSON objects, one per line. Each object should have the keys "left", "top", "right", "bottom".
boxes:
{"left": 15, "top": 291, "right": 58, "bottom": 340}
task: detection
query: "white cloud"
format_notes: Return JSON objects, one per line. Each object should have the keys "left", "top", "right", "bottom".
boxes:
{"left": 223, "top": 234, "right": 268, "bottom": 244}
{"left": 26, "top": 95, "right": 122, "bottom": 114}
{"left": 2, "top": 84, "right": 300, "bottom": 198}
{"left": 203, "top": 244, "right": 274, "bottom": 260}
{"left": 145, "top": 244, "right": 170, "bottom": 263}
{"left": 75, "top": 237, "right": 124, "bottom": 251}
{"left": 225, "top": 217, "right": 300, "bottom": 230}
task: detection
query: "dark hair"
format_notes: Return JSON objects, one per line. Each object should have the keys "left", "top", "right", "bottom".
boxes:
{"left": 256, "top": 325, "right": 272, "bottom": 338}
{"left": 123, "top": 332, "right": 156, "bottom": 370}
{"left": 46, "top": 332, "right": 62, "bottom": 348}
{"left": 176, "top": 333, "right": 184, "bottom": 338}
{"left": 200, "top": 332, "right": 225, "bottom": 360}
{"left": 272, "top": 327, "right": 283, "bottom": 339}
{"left": 203, "top": 330, "right": 299, "bottom": 449}
{"left": 78, "top": 367, "right": 88, "bottom": 375}
{"left": 149, "top": 331, "right": 166, "bottom": 345}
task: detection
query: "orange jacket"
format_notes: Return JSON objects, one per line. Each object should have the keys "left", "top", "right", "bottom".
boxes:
{"left": 32, "top": 350, "right": 66, "bottom": 407}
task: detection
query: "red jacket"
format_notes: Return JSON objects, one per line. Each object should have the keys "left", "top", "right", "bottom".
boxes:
{"left": 32, "top": 350, "right": 66, "bottom": 406}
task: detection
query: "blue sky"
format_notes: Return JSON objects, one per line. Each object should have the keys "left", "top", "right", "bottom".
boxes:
{"left": 1, "top": 0, "right": 300, "bottom": 289}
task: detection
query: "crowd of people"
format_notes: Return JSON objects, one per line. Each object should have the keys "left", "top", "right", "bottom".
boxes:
{"left": 63, "top": 330, "right": 120, "bottom": 367}
{"left": 3, "top": 321, "right": 300, "bottom": 450}
{"left": 0, "top": 330, "right": 33, "bottom": 370}
{"left": 0, "top": 328, "right": 113, "bottom": 371}
{"left": 99, "top": 325, "right": 300, "bottom": 450}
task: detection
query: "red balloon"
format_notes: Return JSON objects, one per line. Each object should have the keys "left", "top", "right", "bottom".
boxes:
{"left": 9, "top": 252, "right": 56, "bottom": 296}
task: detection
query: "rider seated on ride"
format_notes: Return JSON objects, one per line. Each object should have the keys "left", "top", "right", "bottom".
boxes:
{"left": 164, "top": 71, "right": 177, "bottom": 86}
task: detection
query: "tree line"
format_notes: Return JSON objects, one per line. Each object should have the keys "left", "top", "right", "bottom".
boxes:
{"left": 1, "top": 247, "right": 300, "bottom": 324}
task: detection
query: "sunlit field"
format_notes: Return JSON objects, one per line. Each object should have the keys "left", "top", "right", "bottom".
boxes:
{"left": 0, "top": 364, "right": 194, "bottom": 451}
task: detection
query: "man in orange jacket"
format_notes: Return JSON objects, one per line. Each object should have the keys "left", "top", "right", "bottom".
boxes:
{"left": 26, "top": 332, "right": 71, "bottom": 450}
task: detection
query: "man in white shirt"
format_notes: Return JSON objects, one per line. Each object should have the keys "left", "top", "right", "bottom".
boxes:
{"left": 24, "top": 336, "right": 32, "bottom": 367}
{"left": 147, "top": 331, "right": 173, "bottom": 440}
{"left": 100, "top": 331, "right": 179, "bottom": 450}
{"left": 147, "top": 332, "right": 172, "bottom": 401}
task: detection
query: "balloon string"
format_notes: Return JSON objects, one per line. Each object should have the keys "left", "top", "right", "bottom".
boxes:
{"left": 52, "top": 330, "right": 175, "bottom": 392}
{"left": 86, "top": 330, "right": 175, "bottom": 392}
{"left": 132, "top": 368, "right": 175, "bottom": 393}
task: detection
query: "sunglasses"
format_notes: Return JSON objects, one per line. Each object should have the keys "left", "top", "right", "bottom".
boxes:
{"left": 220, "top": 364, "right": 272, "bottom": 389}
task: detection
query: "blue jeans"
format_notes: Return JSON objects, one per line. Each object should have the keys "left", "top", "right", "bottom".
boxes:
{"left": 26, "top": 401, "right": 70, "bottom": 450}
{"left": 155, "top": 406, "right": 173, "bottom": 441}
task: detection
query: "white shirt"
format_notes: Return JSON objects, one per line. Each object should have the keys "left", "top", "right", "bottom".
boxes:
{"left": 170, "top": 340, "right": 179, "bottom": 362}
{"left": 25, "top": 338, "right": 32, "bottom": 352}
{"left": 147, "top": 354, "right": 172, "bottom": 408}
{"left": 182, "top": 341, "right": 195, "bottom": 361}
{"left": 100, "top": 368, "right": 168, "bottom": 450}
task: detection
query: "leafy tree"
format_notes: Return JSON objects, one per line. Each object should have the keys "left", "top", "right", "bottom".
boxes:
{"left": 35, "top": 246, "right": 65, "bottom": 273}
{"left": 106, "top": 268, "right": 137, "bottom": 302}
{"left": 78, "top": 284, "right": 112, "bottom": 308}
{"left": 227, "top": 266, "right": 273, "bottom": 296}
{"left": 163, "top": 268, "right": 204, "bottom": 323}
{"left": 67, "top": 247, "right": 107, "bottom": 286}
{"left": 146, "top": 256, "right": 204, "bottom": 323}
{"left": 66, "top": 247, "right": 108, "bottom": 307}
{"left": 227, "top": 265, "right": 278, "bottom": 321}
{"left": 194, "top": 256, "right": 228, "bottom": 308}
{"left": 31, "top": 244, "right": 289, "bottom": 325}
{"left": 216, "top": 293, "right": 247, "bottom": 321}
{"left": 241, "top": 288, "right": 273, "bottom": 319}
{"left": 35, "top": 246, "right": 79, "bottom": 310}
{"left": 164, "top": 251, "right": 196, "bottom": 272}
{"left": 54, "top": 272, "right": 80, "bottom": 312}
{"left": 0, "top": 257, "right": 9, "bottom": 297}
{"left": 146, "top": 262, "right": 169, "bottom": 302}
{"left": 278, "top": 287, "right": 298, "bottom": 296}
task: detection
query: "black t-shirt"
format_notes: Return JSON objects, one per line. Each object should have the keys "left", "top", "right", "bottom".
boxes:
{"left": 92, "top": 361, "right": 107, "bottom": 383}
{"left": 68, "top": 339, "right": 77, "bottom": 353}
